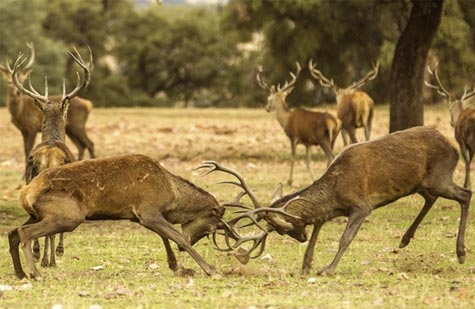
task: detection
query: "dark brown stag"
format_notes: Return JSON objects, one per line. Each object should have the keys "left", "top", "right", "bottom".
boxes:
{"left": 199, "top": 127, "right": 471, "bottom": 275}
{"left": 0, "top": 43, "right": 95, "bottom": 161}
{"left": 425, "top": 63, "right": 475, "bottom": 189}
{"left": 8, "top": 47, "right": 92, "bottom": 267}
{"left": 257, "top": 63, "right": 340, "bottom": 185}
{"left": 8, "top": 154, "right": 225, "bottom": 280}
{"left": 308, "top": 60, "right": 379, "bottom": 145}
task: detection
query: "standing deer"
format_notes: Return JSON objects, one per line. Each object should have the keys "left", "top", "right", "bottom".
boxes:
{"left": 0, "top": 43, "right": 95, "bottom": 162}
{"left": 8, "top": 47, "right": 92, "bottom": 267}
{"left": 8, "top": 154, "right": 225, "bottom": 281}
{"left": 199, "top": 127, "right": 471, "bottom": 276}
{"left": 425, "top": 64, "right": 475, "bottom": 189}
{"left": 308, "top": 60, "right": 379, "bottom": 145}
{"left": 257, "top": 63, "right": 340, "bottom": 185}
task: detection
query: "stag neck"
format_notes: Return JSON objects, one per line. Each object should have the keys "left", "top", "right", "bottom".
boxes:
{"left": 40, "top": 108, "right": 66, "bottom": 143}
{"left": 272, "top": 98, "right": 291, "bottom": 129}
{"left": 272, "top": 177, "right": 339, "bottom": 224}
{"left": 5, "top": 83, "right": 24, "bottom": 116}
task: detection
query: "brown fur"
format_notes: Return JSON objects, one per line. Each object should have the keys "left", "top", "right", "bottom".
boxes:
{"left": 453, "top": 106, "right": 475, "bottom": 189}
{"left": 261, "top": 127, "right": 471, "bottom": 275}
{"left": 336, "top": 90, "right": 374, "bottom": 145}
{"left": 265, "top": 90, "right": 340, "bottom": 185}
{"left": 9, "top": 154, "right": 224, "bottom": 280}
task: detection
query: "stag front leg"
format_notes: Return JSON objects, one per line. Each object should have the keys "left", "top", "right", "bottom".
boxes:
{"left": 288, "top": 139, "right": 297, "bottom": 186}
{"left": 319, "top": 141, "right": 334, "bottom": 167}
{"left": 400, "top": 193, "right": 437, "bottom": 248}
{"left": 317, "top": 208, "right": 370, "bottom": 276}
{"left": 56, "top": 233, "right": 65, "bottom": 256}
{"left": 302, "top": 224, "right": 322, "bottom": 274}
{"left": 460, "top": 144, "right": 473, "bottom": 189}
{"left": 341, "top": 128, "right": 349, "bottom": 146}
{"left": 138, "top": 213, "right": 215, "bottom": 276}
{"left": 41, "top": 236, "right": 50, "bottom": 267}
{"left": 305, "top": 146, "right": 315, "bottom": 181}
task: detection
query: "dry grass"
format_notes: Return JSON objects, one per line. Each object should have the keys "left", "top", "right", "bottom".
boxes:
{"left": 0, "top": 105, "right": 474, "bottom": 308}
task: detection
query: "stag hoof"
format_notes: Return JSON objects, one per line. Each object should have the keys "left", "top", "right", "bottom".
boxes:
{"left": 233, "top": 248, "right": 250, "bottom": 265}
{"left": 316, "top": 266, "right": 334, "bottom": 276}
{"left": 41, "top": 258, "right": 49, "bottom": 268}
{"left": 56, "top": 246, "right": 64, "bottom": 256}
{"left": 30, "top": 272, "right": 44, "bottom": 282}
{"left": 301, "top": 267, "right": 311, "bottom": 275}
{"left": 457, "top": 254, "right": 466, "bottom": 264}
{"left": 15, "top": 270, "right": 27, "bottom": 280}
{"left": 33, "top": 249, "right": 40, "bottom": 262}
{"left": 175, "top": 267, "right": 196, "bottom": 277}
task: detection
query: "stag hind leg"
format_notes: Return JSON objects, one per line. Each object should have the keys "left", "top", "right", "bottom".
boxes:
{"left": 399, "top": 193, "right": 437, "bottom": 248}
{"left": 8, "top": 216, "right": 37, "bottom": 279}
{"left": 288, "top": 139, "right": 297, "bottom": 185}
{"left": 66, "top": 127, "right": 95, "bottom": 160}
{"left": 136, "top": 212, "right": 215, "bottom": 276}
{"left": 317, "top": 208, "right": 370, "bottom": 276}
{"left": 460, "top": 144, "right": 474, "bottom": 189}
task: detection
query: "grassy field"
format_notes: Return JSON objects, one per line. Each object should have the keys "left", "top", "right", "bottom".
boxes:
{"left": 1, "top": 105, "right": 475, "bottom": 308}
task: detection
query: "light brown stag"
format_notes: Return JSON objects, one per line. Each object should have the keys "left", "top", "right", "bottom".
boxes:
{"left": 8, "top": 47, "right": 92, "bottom": 267}
{"left": 8, "top": 154, "right": 228, "bottom": 281}
{"left": 199, "top": 127, "right": 471, "bottom": 276}
{"left": 0, "top": 43, "right": 95, "bottom": 161}
{"left": 308, "top": 60, "right": 379, "bottom": 145}
{"left": 257, "top": 63, "right": 340, "bottom": 185}
{"left": 425, "top": 63, "right": 475, "bottom": 189}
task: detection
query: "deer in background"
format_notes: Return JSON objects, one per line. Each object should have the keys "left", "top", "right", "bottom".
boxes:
{"left": 8, "top": 154, "right": 225, "bottom": 281}
{"left": 200, "top": 127, "right": 471, "bottom": 276}
{"left": 425, "top": 63, "right": 475, "bottom": 189}
{"left": 257, "top": 62, "right": 340, "bottom": 186}
{"left": 0, "top": 43, "right": 95, "bottom": 162}
{"left": 8, "top": 47, "right": 92, "bottom": 267}
{"left": 308, "top": 60, "right": 379, "bottom": 146}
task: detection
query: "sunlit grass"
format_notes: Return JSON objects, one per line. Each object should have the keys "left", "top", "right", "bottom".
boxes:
{"left": 0, "top": 105, "right": 474, "bottom": 308}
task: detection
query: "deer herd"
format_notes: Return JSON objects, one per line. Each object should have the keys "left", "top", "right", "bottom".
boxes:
{"left": 1, "top": 44, "right": 475, "bottom": 281}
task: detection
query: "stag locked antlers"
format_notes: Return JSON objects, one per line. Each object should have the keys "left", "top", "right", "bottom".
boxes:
{"left": 195, "top": 161, "right": 304, "bottom": 262}
{"left": 8, "top": 46, "right": 92, "bottom": 117}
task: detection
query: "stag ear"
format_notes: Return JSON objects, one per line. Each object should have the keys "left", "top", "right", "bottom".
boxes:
{"left": 213, "top": 205, "right": 225, "bottom": 217}
{"left": 270, "top": 183, "right": 283, "bottom": 203}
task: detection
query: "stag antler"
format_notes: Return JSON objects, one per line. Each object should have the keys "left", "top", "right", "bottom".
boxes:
{"left": 425, "top": 63, "right": 453, "bottom": 100}
{"left": 349, "top": 61, "right": 380, "bottom": 90}
{"left": 60, "top": 46, "right": 93, "bottom": 111}
{"left": 308, "top": 59, "right": 336, "bottom": 89}
{"left": 194, "top": 161, "right": 261, "bottom": 208}
{"left": 9, "top": 52, "right": 48, "bottom": 110}
{"left": 461, "top": 85, "right": 475, "bottom": 103}
{"left": 256, "top": 65, "right": 271, "bottom": 91}
{"left": 277, "top": 62, "right": 301, "bottom": 92}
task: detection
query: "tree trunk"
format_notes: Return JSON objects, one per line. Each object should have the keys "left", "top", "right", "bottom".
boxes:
{"left": 389, "top": 0, "right": 444, "bottom": 133}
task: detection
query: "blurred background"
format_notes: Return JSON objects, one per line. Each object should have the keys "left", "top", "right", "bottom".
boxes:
{"left": 0, "top": 0, "right": 474, "bottom": 108}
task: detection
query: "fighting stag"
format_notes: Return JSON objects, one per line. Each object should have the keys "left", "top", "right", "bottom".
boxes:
{"left": 0, "top": 43, "right": 95, "bottom": 162}
{"left": 257, "top": 63, "right": 340, "bottom": 185}
{"left": 199, "top": 127, "right": 471, "bottom": 275}
{"left": 8, "top": 154, "right": 225, "bottom": 280}
{"left": 8, "top": 47, "right": 92, "bottom": 267}
{"left": 425, "top": 63, "right": 475, "bottom": 189}
{"left": 308, "top": 60, "right": 379, "bottom": 145}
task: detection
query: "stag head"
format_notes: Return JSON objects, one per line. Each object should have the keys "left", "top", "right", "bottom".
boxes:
{"left": 425, "top": 63, "right": 475, "bottom": 127}
{"left": 256, "top": 63, "right": 302, "bottom": 112}
{"left": 195, "top": 161, "right": 305, "bottom": 262}
{"left": 8, "top": 47, "right": 93, "bottom": 120}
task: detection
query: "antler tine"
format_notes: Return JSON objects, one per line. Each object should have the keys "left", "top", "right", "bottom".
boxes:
{"left": 256, "top": 65, "right": 271, "bottom": 91}
{"left": 308, "top": 59, "right": 335, "bottom": 89}
{"left": 349, "top": 61, "right": 380, "bottom": 90}
{"left": 195, "top": 161, "right": 261, "bottom": 208}
{"left": 425, "top": 63, "right": 452, "bottom": 100}
{"left": 24, "top": 42, "right": 35, "bottom": 70}
{"left": 461, "top": 85, "right": 475, "bottom": 102}
{"left": 10, "top": 53, "right": 48, "bottom": 105}
{"left": 61, "top": 46, "right": 93, "bottom": 104}
{"left": 277, "top": 62, "right": 301, "bottom": 93}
